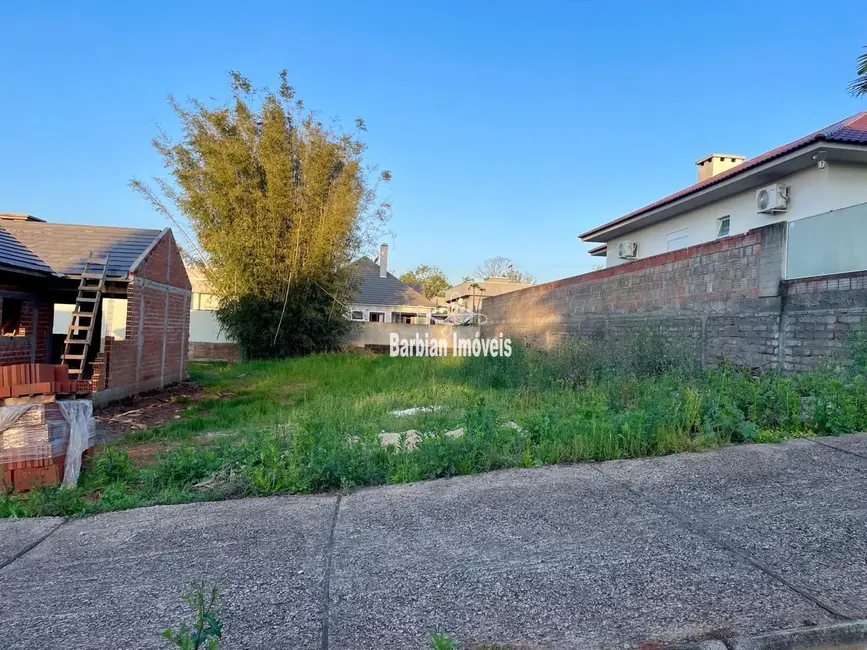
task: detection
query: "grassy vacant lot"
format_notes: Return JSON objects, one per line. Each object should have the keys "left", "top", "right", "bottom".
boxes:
{"left": 3, "top": 331, "right": 867, "bottom": 518}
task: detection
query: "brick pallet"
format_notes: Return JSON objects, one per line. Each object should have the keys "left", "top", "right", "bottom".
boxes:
{"left": 0, "top": 363, "right": 92, "bottom": 402}
{"left": 0, "top": 363, "right": 95, "bottom": 491}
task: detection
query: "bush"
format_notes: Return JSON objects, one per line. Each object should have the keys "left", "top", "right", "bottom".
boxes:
{"left": 216, "top": 280, "right": 350, "bottom": 359}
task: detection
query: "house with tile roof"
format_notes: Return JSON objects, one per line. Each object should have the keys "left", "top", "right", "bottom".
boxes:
{"left": 580, "top": 112, "right": 867, "bottom": 278}
{"left": 347, "top": 244, "right": 435, "bottom": 325}
{"left": 0, "top": 213, "right": 191, "bottom": 403}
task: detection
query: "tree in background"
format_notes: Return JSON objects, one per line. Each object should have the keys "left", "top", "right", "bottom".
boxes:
{"left": 851, "top": 47, "right": 867, "bottom": 97}
{"left": 132, "top": 71, "right": 391, "bottom": 358}
{"left": 399, "top": 264, "right": 450, "bottom": 299}
{"left": 472, "top": 256, "right": 535, "bottom": 284}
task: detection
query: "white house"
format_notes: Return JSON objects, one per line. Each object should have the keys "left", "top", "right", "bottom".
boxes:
{"left": 580, "top": 112, "right": 867, "bottom": 279}
{"left": 347, "top": 244, "right": 434, "bottom": 324}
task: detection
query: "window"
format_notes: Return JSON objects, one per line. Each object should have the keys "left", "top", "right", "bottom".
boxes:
{"left": 1, "top": 298, "right": 22, "bottom": 336}
{"left": 368, "top": 312, "right": 385, "bottom": 323}
{"left": 350, "top": 310, "right": 364, "bottom": 321}
{"left": 392, "top": 312, "right": 418, "bottom": 324}
{"left": 717, "top": 216, "right": 730, "bottom": 238}
{"left": 666, "top": 228, "right": 690, "bottom": 252}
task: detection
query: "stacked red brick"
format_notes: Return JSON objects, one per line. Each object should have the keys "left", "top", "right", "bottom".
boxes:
{"left": 0, "top": 364, "right": 94, "bottom": 491}
{"left": 0, "top": 363, "right": 92, "bottom": 398}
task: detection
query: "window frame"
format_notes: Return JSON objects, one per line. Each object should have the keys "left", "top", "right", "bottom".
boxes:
{"left": 666, "top": 228, "right": 690, "bottom": 252}
{"left": 350, "top": 310, "right": 365, "bottom": 321}
{"left": 717, "top": 215, "right": 731, "bottom": 238}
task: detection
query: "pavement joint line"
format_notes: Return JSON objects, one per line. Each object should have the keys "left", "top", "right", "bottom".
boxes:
{"left": 589, "top": 464, "right": 856, "bottom": 621}
{"left": 0, "top": 518, "right": 67, "bottom": 574}
{"left": 320, "top": 493, "right": 342, "bottom": 650}
{"left": 807, "top": 436, "right": 867, "bottom": 462}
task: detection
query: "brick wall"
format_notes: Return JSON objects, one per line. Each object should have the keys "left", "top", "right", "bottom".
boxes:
{"left": 482, "top": 222, "right": 867, "bottom": 372}
{"left": 0, "top": 287, "right": 53, "bottom": 366}
{"left": 781, "top": 272, "right": 867, "bottom": 371}
{"left": 95, "top": 231, "right": 192, "bottom": 404}
{"left": 189, "top": 342, "right": 241, "bottom": 363}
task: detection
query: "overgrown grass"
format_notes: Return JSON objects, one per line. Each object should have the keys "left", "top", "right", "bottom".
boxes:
{"left": 4, "top": 329, "right": 867, "bottom": 518}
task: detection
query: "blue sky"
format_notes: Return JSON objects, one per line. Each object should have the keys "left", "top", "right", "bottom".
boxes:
{"left": 1, "top": 1, "right": 864, "bottom": 283}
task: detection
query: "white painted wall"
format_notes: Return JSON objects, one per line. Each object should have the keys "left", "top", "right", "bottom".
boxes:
{"left": 605, "top": 163, "right": 867, "bottom": 267}
{"left": 348, "top": 303, "right": 433, "bottom": 324}
{"left": 189, "top": 310, "right": 231, "bottom": 343}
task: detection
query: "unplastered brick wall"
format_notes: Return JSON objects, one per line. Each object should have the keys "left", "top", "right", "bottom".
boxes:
{"left": 96, "top": 231, "right": 192, "bottom": 404}
{"left": 482, "top": 222, "right": 867, "bottom": 371}
{"left": 189, "top": 342, "right": 241, "bottom": 363}
{"left": 0, "top": 288, "right": 53, "bottom": 366}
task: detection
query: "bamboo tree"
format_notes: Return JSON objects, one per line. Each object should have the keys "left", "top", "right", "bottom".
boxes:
{"left": 132, "top": 71, "right": 391, "bottom": 357}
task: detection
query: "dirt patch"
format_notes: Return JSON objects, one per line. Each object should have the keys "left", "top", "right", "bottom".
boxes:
{"left": 117, "top": 431, "right": 240, "bottom": 469}
{"left": 95, "top": 382, "right": 206, "bottom": 443}
{"left": 124, "top": 441, "right": 173, "bottom": 468}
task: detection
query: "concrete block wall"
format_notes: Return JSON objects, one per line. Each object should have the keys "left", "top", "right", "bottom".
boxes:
{"left": 482, "top": 222, "right": 867, "bottom": 372}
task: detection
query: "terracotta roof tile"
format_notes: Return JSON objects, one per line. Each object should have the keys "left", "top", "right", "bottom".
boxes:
{"left": 580, "top": 112, "right": 867, "bottom": 240}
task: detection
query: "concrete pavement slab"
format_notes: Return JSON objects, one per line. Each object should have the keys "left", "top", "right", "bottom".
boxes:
{"left": 600, "top": 435, "right": 867, "bottom": 620}
{"left": 0, "top": 495, "right": 336, "bottom": 650}
{"left": 809, "top": 432, "right": 867, "bottom": 459}
{"left": 329, "top": 465, "right": 836, "bottom": 650}
{"left": 0, "top": 517, "right": 63, "bottom": 568}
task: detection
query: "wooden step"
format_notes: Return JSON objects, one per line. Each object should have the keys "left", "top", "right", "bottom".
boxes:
{"left": 64, "top": 338, "right": 92, "bottom": 345}
{"left": 81, "top": 272, "right": 106, "bottom": 280}
{"left": 70, "top": 311, "right": 95, "bottom": 318}
{"left": 76, "top": 297, "right": 99, "bottom": 303}
{"left": 62, "top": 354, "right": 86, "bottom": 360}
{"left": 67, "top": 368, "right": 82, "bottom": 375}
{"left": 68, "top": 325, "right": 91, "bottom": 331}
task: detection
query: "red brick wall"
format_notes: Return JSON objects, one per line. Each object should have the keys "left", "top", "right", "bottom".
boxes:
{"left": 135, "top": 230, "right": 192, "bottom": 290}
{"left": 189, "top": 342, "right": 241, "bottom": 363}
{"left": 0, "top": 287, "right": 53, "bottom": 366}
{"left": 99, "top": 230, "right": 192, "bottom": 399}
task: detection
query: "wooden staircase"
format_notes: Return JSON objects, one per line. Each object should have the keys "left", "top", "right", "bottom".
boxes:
{"left": 62, "top": 253, "right": 109, "bottom": 379}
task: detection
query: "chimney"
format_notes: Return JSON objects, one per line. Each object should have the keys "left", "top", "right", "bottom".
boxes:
{"left": 379, "top": 243, "right": 388, "bottom": 278}
{"left": 696, "top": 153, "right": 745, "bottom": 182}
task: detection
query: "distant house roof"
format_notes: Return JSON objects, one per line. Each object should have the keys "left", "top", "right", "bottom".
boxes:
{"left": 0, "top": 218, "right": 165, "bottom": 278}
{"left": 350, "top": 257, "right": 433, "bottom": 307}
{"left": 580, "top": 112, "right": 867, "bottom": 241}
{"left": 445, "top": 277, "right": 535, "bottom": 302}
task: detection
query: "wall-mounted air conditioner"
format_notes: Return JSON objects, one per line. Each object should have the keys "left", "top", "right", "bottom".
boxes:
{"left": 618, "top": 240, "right": 638, "bottom": 259}
{"left": 756, "top": 184, "right": 788, "bottom": 214}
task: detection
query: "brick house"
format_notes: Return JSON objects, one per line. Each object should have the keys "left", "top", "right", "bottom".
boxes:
{"left": 0, "top": 213, "right": 191, "bottom": 404}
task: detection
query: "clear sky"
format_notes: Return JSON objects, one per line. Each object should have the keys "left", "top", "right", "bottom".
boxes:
{"left": 1, "top": 1, "right": 864, "bottom": 283}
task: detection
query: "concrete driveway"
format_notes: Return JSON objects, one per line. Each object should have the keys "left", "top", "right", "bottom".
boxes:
{"left": 3, "top": 434, "right": 867, "bottom": 650}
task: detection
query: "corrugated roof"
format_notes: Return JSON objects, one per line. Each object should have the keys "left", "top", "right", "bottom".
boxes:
{"left": 0, "top": 227, "right": 54, "bottom": 274}
{"left": 0, "top": 220, "right": 163, "bottom": 278}
{"left": 580, "top": 112, "right": 867, "bottom": 240}
{"left": 351, "top": 257, "right": 433, "bottom": 307}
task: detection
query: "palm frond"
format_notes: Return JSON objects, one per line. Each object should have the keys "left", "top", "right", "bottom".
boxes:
{"left": 850, "top": 48, "right": 867, "bottom": 97}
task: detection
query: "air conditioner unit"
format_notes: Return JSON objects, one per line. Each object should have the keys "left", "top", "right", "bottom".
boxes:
{"left": 756, "top": 184, "right": 788, "bottom": 214}
{"left": 617, "top": 240, "right": 638, "bottom": 259}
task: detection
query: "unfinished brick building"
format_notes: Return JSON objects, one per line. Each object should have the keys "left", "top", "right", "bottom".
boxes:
{"left": 0, "top": 213, "right": 191, "bottom": 404}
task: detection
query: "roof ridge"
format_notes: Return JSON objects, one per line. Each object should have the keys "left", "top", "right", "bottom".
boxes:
{"left": 822, "top": 111, "right": 867, "bottom": 137}
{"left": 580, "top": 111, "right": 867, "bottom": 241}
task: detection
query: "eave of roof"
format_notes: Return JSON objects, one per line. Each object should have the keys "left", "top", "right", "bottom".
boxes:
{"left": 579, "top": 112, "right": 867, "bottom": 241}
